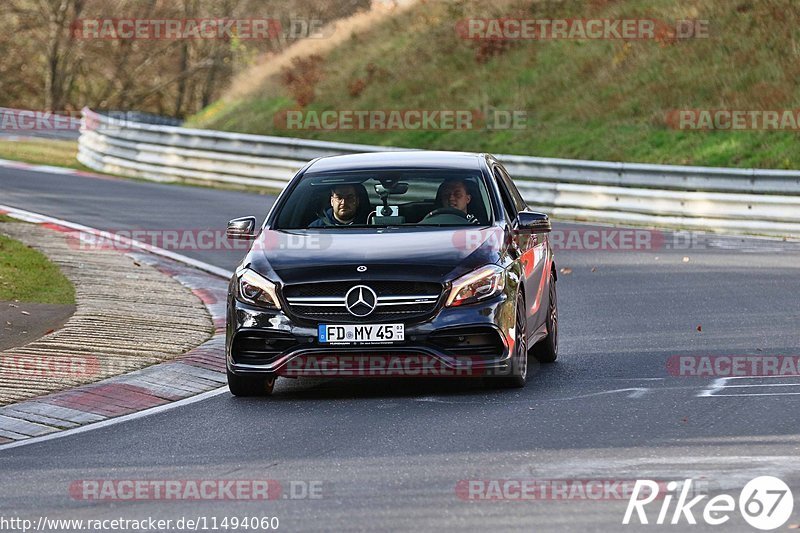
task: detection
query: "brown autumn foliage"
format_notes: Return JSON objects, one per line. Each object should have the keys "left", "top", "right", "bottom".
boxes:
{"left": 281, "top": 54, "right": 325, "bottom": 106}
{"left": 348, "top": 78, "right": 367, "bottom": 97}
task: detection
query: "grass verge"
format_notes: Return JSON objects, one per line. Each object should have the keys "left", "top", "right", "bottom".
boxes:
{"left": 0, "top": 138, "right": 91, "bottom": 171}
{"left": 0, "top": 229, "right": 76, "bottom": 304}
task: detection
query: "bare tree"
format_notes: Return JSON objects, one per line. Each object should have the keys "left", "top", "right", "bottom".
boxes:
{"left": 0, "top": 0, "right": 370, "bottom": 115}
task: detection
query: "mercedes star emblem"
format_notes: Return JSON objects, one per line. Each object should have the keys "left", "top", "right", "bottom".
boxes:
{"left": 357, "top": 265, "right": 367, "bottom": 272}
{"left": 345, "top": 285, "right": 377, "bottom": 317}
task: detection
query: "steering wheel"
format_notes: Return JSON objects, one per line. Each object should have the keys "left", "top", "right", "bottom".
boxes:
{"left": 424, "top": 207, "right": 469, "bottom": 220}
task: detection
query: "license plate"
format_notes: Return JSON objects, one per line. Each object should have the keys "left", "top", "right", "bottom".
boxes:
{"left": 318, "top": 324, "right": 404, "bottom": 344}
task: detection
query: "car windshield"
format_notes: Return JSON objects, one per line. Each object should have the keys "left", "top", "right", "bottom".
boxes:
{"left": 272, "top": 169, "right": 493, "bottom": 229}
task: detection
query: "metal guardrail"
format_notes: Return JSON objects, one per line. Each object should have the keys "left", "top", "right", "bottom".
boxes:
{"left": 78, "top": 107, "right": 800, "bottom": 237}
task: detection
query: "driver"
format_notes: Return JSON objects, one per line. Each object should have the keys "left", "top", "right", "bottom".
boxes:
{"left": 429, "top": 178, "right": 481, "bottom": 224}
{"left": 309, "top": 184, "right": 366, "bottom": 227}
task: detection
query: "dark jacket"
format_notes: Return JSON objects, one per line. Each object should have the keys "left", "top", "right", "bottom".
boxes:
{"left": 309, "top": 208, "right": 356, "bottom": 227}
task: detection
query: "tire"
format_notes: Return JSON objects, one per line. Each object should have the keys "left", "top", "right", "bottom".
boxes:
{"left": 487, "top": 295, "right": 528, "bottom": 389}
{"left": 227, "top": 369, "right": 276, "bottom": 397}
{"left": 531, "top": 270, "right": 558, "bottom": 363}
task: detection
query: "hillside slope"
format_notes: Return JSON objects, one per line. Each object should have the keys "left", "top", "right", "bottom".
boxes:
{"left": 190, "top": 0, "right": 800, "bottom": 169}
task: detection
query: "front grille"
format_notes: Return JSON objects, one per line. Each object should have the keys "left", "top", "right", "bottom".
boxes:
{"left": 232, "top": 331, "right": 297, "bottom": 365}
{"left": 283, "top": 281, "right": 443, "bottom": 323}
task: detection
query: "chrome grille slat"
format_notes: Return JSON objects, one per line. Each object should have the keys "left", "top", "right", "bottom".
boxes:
{"left": 286, "top": 302, "right": 348, "bottom": 307}
{"left": 300, "top": 309, "right": 428, "bottom": 314}
{"left": 375, "top": 295, "right": 439, "bottom": 301}
{"left": 377, "top": 299, "right": 438, "bottom": 306}
{"left": 286, "top": 296, "right": 344, "bottom": 303}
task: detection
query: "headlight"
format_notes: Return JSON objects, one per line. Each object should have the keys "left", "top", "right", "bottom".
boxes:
{"left": 446, "top": 265, "right": 506, "bottom": 307}
{"left": 236, "top": 269, "right": 281, "bottom": 309}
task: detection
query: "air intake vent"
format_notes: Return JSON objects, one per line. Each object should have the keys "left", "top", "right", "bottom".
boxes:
{"left": 232, "top": 331, "right": 297, "bottom": 365}
{"left": 429, "top": 327, "right": 505, "bottom": 358}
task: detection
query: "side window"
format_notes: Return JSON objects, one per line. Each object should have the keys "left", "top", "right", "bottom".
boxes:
{"left": 497, "top": 165, "right": 528, "bottom": 212}
{"left": 493, "top": 167, "right": 518, "bottom": 222}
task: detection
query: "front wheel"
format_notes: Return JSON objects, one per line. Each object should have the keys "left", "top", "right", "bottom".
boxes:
{"left": 531, "top": 270, "right": 558, "bottom": 363}
{"left": 227, "top": 369, "right": 276, "bottom": 397}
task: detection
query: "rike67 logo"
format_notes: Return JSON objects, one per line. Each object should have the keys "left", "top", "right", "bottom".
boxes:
{"left": 623, "top": 477, "right": 794, "bottom": 530}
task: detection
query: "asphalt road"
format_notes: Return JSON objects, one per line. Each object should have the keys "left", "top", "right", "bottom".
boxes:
{"left": 1, "top": 167, "right": 800, "bottom": 532}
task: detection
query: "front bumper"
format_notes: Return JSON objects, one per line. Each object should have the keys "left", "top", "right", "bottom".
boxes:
{"left": 226, "top": 293, "right": 516, "bottom": 378}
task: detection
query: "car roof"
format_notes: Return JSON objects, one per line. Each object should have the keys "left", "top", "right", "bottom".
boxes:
{"left": 305, "top": 151, "right": 487, "bottom": 173}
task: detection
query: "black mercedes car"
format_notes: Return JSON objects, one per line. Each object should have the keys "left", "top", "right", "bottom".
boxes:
{"left": 225, "top": 151, "right": 558, "bottom": 396}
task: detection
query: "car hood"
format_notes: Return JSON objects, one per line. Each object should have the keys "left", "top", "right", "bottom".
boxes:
{"left": 245, "top": 227, "right": 505, "bottom": 285}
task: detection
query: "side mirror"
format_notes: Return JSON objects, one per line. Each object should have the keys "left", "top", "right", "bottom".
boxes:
{"left": 517, "top": 211, "right": 551, "bottom": 233}
{"left": 226, "top": 216, "right": 258, "bottom": 240}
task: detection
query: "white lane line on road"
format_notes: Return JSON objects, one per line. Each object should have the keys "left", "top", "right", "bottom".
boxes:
{"left": 415, "top": 396, "right": 479, "bottom": 404}
{"left": 708, "top": 392, "right": 800, "bottom": 396}
{"left": 0, "top": 204, "right": 234, "bottom": 279}
{"left": 555, "top": 388, "right": 650, "bottom": 400}
{"left": 415, "top": 387, "right": 661, "bottom": 405}
{"left": 697, "top": 375, "right": 800, "bottom": 397}
{"left": 721, "top": 383, "right": 800, "bottom": 388}
{"left": 0, "top": 387, "right": 229, "bottom": 452}
{"left": 697, "top": 377, "right": 729, "bottom": 397}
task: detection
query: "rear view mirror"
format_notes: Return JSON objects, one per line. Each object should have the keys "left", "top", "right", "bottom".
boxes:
{"left": 517, "top": 211, "right": 552, "bottom": 233}
{"left": 374, "top": 182, "right": 409, "bottom": 197}
{"left": 226, "top": 216, "right": 258, "bottom": 240}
